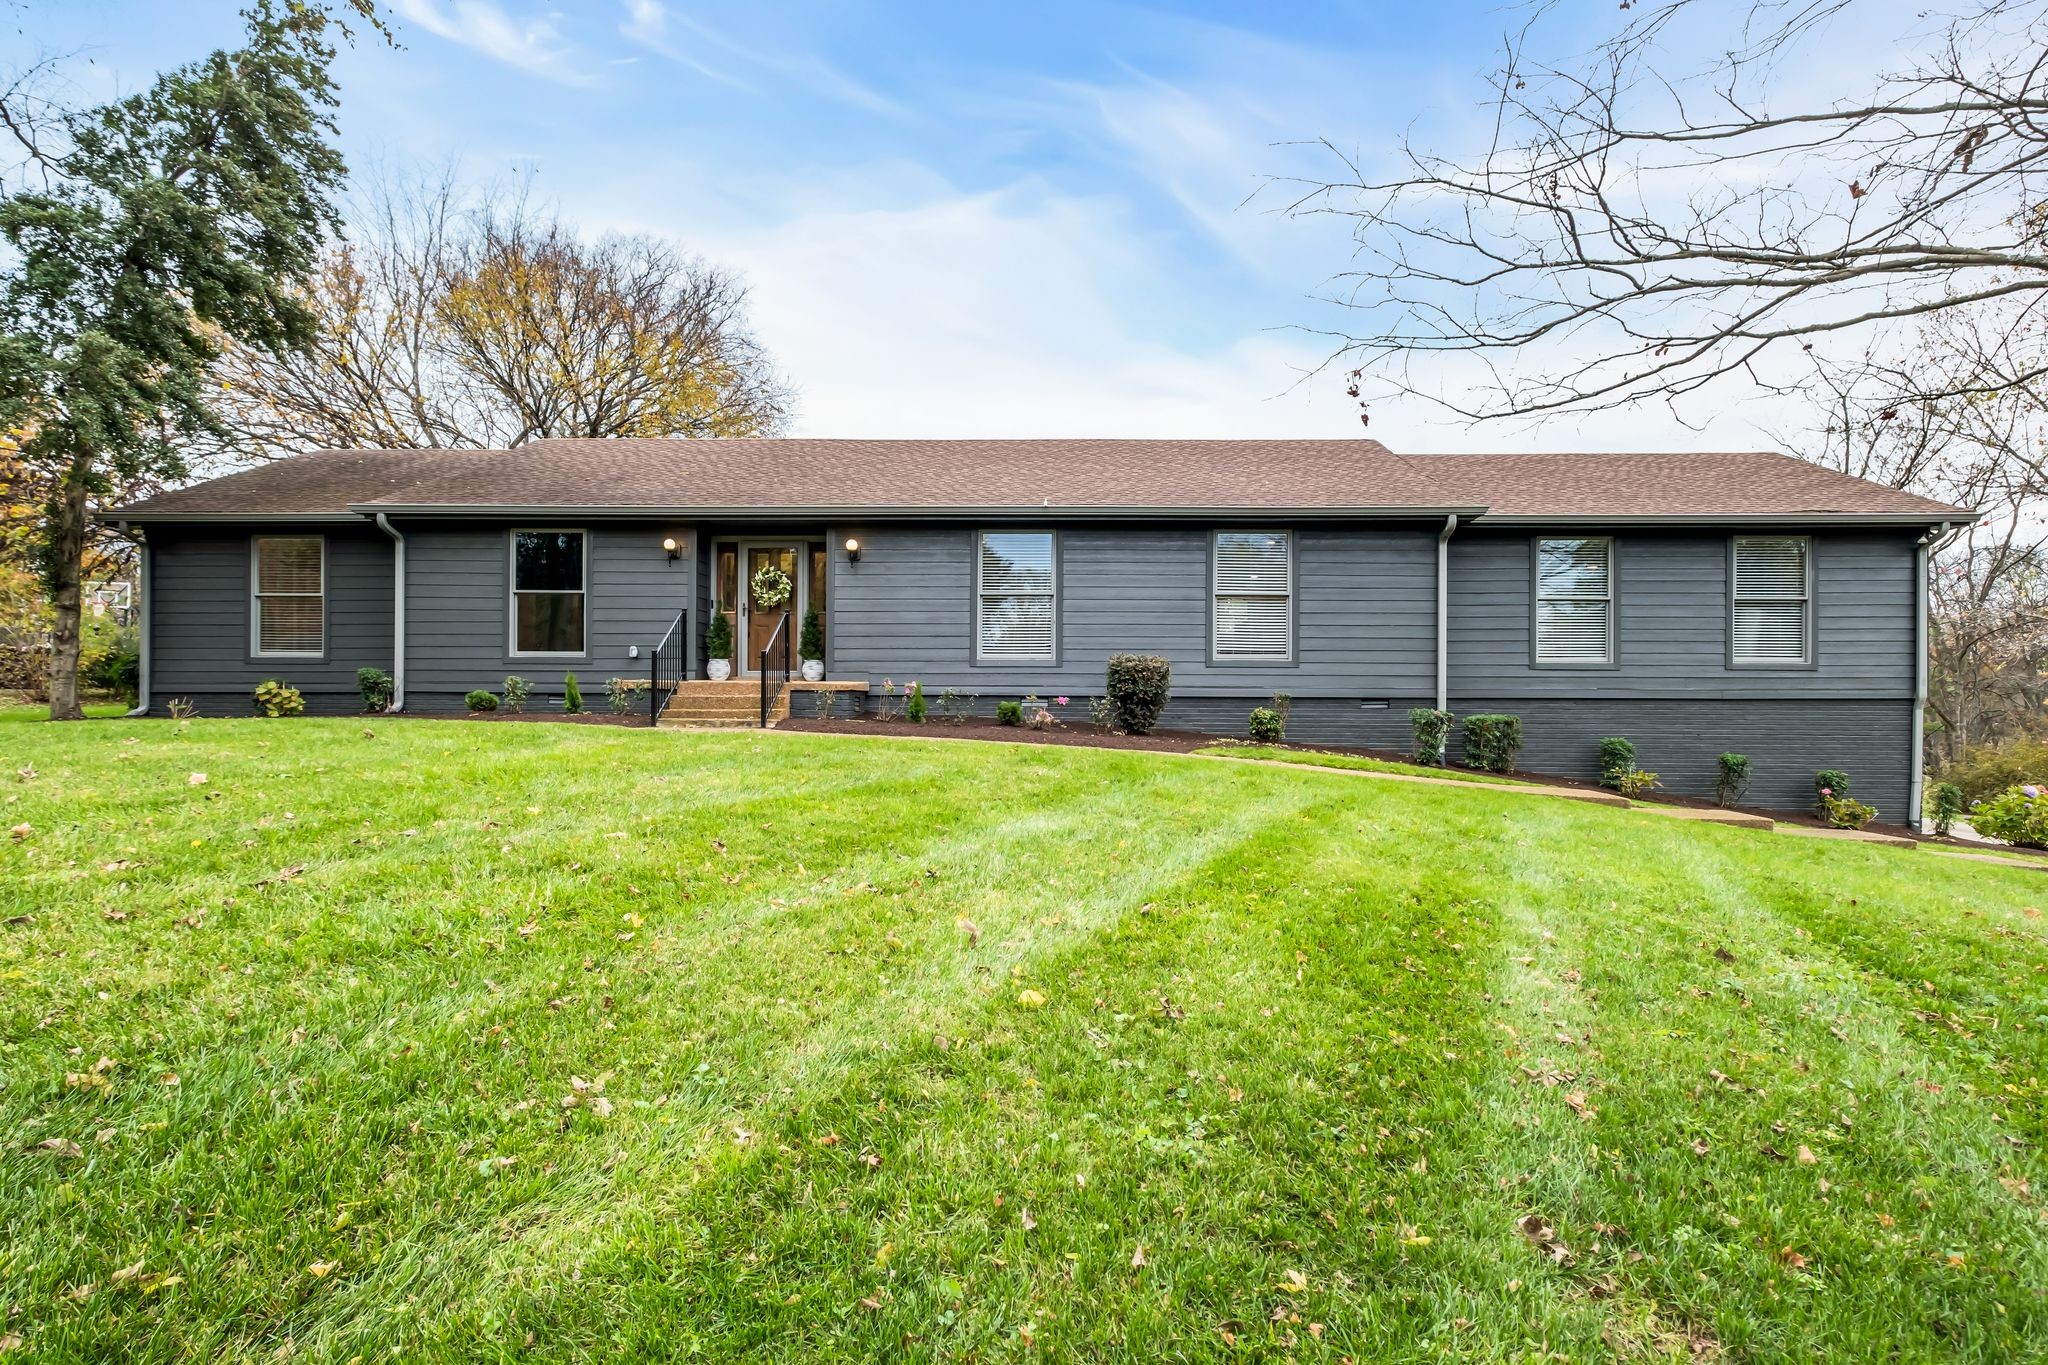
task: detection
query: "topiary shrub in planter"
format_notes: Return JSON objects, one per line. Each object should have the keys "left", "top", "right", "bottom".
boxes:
{"left": 1814, "top": 769, "right": 1852, "bottom": 818}
{"left": 996, "top": 699, "right": 1023, "bottom": 726}
{"left": 798, "top": 606, "right": 825, "bottom": 680}
{"left": 466, "top": 689, "right": 499, "bottom": 712}
{"left": 1247, "top": 706, "right": 1284, "bottom": 742}
{"left": 1408, "top": 708, "right": 1453, "bottom": 766}
{"left": 704, "top": 612, "right": 735, "bottom": 681}
{"left": 1597, "top": 737, "right": 1637, "bottom": 789}
{"left": 1928, "top": 781, "right": 1966, "bottom": 837}
{"left": 1461, "top": 714, "right": 1522, "bottom": 773}
{"left": 1968, "top": 784, "right": 2048, "bottom": 847}
{"left": 1716, "top": 752, "right": 1751, "bottom": 808}
{"left": 357, "top": 667, "right": 394, "bottom": 713}
{"left": 1105, "top": 653, "right": 1171, "bottom": 735}
{"left": 252, "top": 679, "right": 305, "bottom": 717}
{"left": 562, "top": 672, "right": 585, "bottom": 715}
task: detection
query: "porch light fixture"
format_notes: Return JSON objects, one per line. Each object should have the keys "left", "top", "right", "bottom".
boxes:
{"left": 843, "top": 537, "right": 861, "bottom": 562}
{"left": 662, "top": 536, "right": 680, "bottom": 562}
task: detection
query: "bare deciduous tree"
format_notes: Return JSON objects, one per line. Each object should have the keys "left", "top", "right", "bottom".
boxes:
{"left": 213, "top": 176, "right": 791, "bottom": 454}
{"left": 1284, "top": 0, "right": 2048, "bottom": 421}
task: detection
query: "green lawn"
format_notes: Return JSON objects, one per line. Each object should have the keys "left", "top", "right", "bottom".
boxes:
{"left": 1194, "top": 743, "right": 1537, "bottom": 786}
{"left": 1, "top": 701, "right": 132, "bottom": 723}
{"left": 2, "top": 719, "right": 2044, "bottom": 1362}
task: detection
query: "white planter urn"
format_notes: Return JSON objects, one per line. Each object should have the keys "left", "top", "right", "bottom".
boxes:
{"left": 706, "top": 659, "right": 732, "bottom": 682}
{"left": 801, "top": 659, "right": 825, "bottom": 682}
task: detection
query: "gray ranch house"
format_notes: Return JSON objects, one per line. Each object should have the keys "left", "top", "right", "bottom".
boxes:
{"left": 105, "top": 438, "right": 1972, "bottom": 824}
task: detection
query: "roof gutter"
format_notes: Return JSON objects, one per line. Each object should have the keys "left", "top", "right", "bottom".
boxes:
{"left": 374, "top": 513, "right": 407, "bottom": 712}
{"left": 1436, "top": 513, "right": 1457, "bottom": 712}
{"left": 1908, "top": 520, "right": 1963, "bottom": 831}
{"left": 1469, "top": 511, "right": 1981, "bottom": 527}
{"left": 345, "top": 502, "right": 1495, "bottom": 522}
{"left": 117, "top": 521, "right": 149, "bottom": 717}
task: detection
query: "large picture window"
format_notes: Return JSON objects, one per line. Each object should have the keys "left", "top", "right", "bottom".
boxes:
{"left": 511, "top": 529, "right": 586, "bottom": 656}
{"left": 1212, "top": 531, "right": 1292, "bottom": 660}
{"left": 1534, "top": 537, "right": 1613, "bottom": 664}
{"left": 1732, "top": 536, "right": 1811, "bottom": 663}
{"left": 251, "top": 535, "right": 325, "bottom": 657}
{"left": 976, "top": 531, "right": 1056, "bottom": 661}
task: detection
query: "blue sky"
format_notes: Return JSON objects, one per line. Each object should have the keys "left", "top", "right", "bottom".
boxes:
{"left": 3, "top": 1, "right": 1848, "bottom": 448}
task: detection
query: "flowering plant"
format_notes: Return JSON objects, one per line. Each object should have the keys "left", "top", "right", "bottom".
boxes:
{"left": 1968, "top": 784, "right": 2048, "bottom": 848}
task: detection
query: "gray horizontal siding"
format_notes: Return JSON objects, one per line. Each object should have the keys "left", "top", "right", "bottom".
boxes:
{"left": 402, "top": 520, "right": 693, "bottom": 706}
{"left": 1448, "top": 529, "right": 1916, "bottom": 699}
{"left": 825, "top": 523, "right": 1437, "bottom": 698}
{"left": 149, "top": 527, "right": 393, "bottom": 707}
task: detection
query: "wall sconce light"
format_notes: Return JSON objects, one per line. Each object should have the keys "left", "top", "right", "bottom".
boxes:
{"left": 662, "top": 536, "right": 680, "bottom": 562}
{"left": 843, "top": 536, "right": 861, "bottom": 563}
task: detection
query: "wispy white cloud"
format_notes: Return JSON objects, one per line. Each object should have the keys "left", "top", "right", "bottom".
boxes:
{"left": 614, "top": 1, "right": 901, "bottom": 116}
{"left": 389, "top": 0, "right": 593, "bottom": 85}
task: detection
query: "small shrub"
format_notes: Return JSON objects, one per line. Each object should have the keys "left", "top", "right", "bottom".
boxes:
{"left": 934, "top": 687, "right": 970, "bottom": 722}
{"left": 799, "top": 606, "right": 824, "bottom": 662}
{"left": 86, "top": 645, "right": 140, "bottom": 700}
{"left": 1946, "top": 741, "right": 2048, "bottom": 805}
{"left": 1105, "top": 653, "right": 1171, "bottom": 735}
{"left": 502, "top": 675, "right": 531, "bottom": 713}
{"left": 167, "top": 697, "right": 198, "bottom": 721}
{"left": 465, "top": 689, "right": 499, "bottom": 713}
{"left": 252, "top": 679, "right": 305, "bottom": 718}
{"left": 1461, "top": 713, "right": 1523, "bottom": 773}
{"left": 704, "top": 611, "right": 734, "bottom": 664}
{"left": 1270, "top": 692, "right": 1293, "bottom": 729}
{"left": 1928, "top": 781, "right": 1966, "bottom": 837}
{"left": 1088, "top": 695, "right": 1115, "bottom": 729}
{"left": 905, "top": 681, "right": 927, "bottom": 723}
{"left": 996, "top": 700, "right": 1024, "bottom": 726}
{"left": 1822, "top": 793, "right": 1878, "bottom": 830}
{"left": 1616, "top": 767, "right": 1661, "bottom": 800}
{"left": 356, "top": 667, "right": 394, "bottom": 713}
{"left": 563, "top": 672, "right": 584, "bottom": 714}
{"left": 814, "top": 688, "right": 839, "bottom": 721}
{"left": 1409, "top": 707, "right": 1453, "bottom": 766}
{"left": 1814, "top": 768, "right": 1852, "bottom": 817}
{"left": 1025, "top": 695, "right": 1059, "bottom": 731}
{"left": 1597, "top": 737, "right": 1637, "bottom": 789}
{"left": 606, "top": 676, "right": 648, "bottom": 714}
{"left": 1967, "top": 784, "right": 2048, "bottom": 847}
{"left": 1247, "top": 707, "right": 1285, "bottom": 743}
{"left": 1716, "top": 753, "right": 1752, "bottom": 808}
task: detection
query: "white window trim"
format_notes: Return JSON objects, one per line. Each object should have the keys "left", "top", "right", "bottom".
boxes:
{"left": 508, "top": 527, "right": 588, "bottom": 658}
{"left": 1534, "top": 536, "right": 1615, "bottom": 665}
{"left": 974, "top": 529, "right": 1057, "bottom": 664}
{"left": 1211, "top": 529, "right": 1294, "bottom": 662}
{"left": 250, "top": 534, "right": 326, "bottom": 659}
{"left": 1731, "top": 534, "right": 1813, "bottom": 666}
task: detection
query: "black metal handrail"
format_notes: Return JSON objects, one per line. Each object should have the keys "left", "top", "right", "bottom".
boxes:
{"left": 649, "top": 608, "right": 686, "bottom": 725}
{"left": 759, "top": 610, "right": 791, "bottom": 727}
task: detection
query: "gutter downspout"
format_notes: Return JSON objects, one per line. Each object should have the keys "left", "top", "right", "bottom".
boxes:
{"left": 1436, "top": 513, "right": 1458, "bottom": 712}
{"left": 374, "top": 513, "right": 407, "bottom": 712}
{"left": 1909, "top": 521, "right": 1956, "bottom": 831}
{"left": 119, "top": 521, "right": 149, "bottom": 717}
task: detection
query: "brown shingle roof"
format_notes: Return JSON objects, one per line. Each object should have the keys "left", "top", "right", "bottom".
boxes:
{"left": 1408, "top": 451, "right": 1966, "bottom": 520}
{"left": 105, "top": 439, "right": 1974, "bottom": 522}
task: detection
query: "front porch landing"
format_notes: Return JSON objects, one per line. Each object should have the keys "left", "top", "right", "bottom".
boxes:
{"left": 658, "top": 678, "right": 869, "bottom": 730}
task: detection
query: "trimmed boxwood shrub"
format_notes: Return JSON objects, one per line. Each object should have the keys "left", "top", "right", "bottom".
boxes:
{"left": 996, "top": 700, "right": 1023, "bottom": 726}
{"left": 1408, "top": 708, "right": 1453, "bottom": 766}
{"left": 1462, "top": 713, "right": 1522, "bottom": 773}
{"left": 1105, "top": 653, "right": 1171, "bottom": 735}
{"left": 465, "top": 689, "right": 499, "bottom": 712}
{"left": 1247, "top": 706, "right": 1284, "bottom": 742}
{"left": 357, "top": 667, "right": 394, "bottom": 713}
{"left": 1716, "top": 752, "right": 1751, "bottom": 808}
{"left": 1597, "top": 736, "right": 1636, "bottom": 789}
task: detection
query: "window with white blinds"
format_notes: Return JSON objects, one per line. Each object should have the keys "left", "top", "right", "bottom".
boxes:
{"left": 1213, "top": 531, "right": 1292, "bottom": 660}
{"left": 1732, "top": 536, "right": 1811, "bottom": 663}
{"left": 976, "top": 531, "right": 1056, "bottom": 661}
{"left": 251, "top": 535, "right": 325, "bottom": 657}
{"left": 1534, "top": 537, "right": 1613, "bottom": 664}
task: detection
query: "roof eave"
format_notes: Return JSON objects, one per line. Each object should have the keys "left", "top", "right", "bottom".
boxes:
{"left": 95, "top": 509, "right": 375, "bottom": 525}
{"left": 1468, "top": 510, "right": 1978, "bottom": 527}
{"left": 347, "top": 502, "right": 1495, "bottom": 520}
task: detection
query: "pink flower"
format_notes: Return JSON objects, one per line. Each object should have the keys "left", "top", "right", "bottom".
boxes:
{"left": 1054, "top": 696, "right": 1070, "bottom": 706}
{"left": 1820, "top": 787, "right": 1833, "bottom": 797}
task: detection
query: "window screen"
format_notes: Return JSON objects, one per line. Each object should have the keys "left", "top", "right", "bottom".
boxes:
{"left": 253, "top": 536, "right": 324, "bottom": 656}
{"left": 1213, "top": 531, "right": 1292, "bottom": 659}
{"left": 1535, "top": 538, "right": 1613, "bottom": 663}
{"left": 976, "top": 532, "right": 1055, "bottom": 660}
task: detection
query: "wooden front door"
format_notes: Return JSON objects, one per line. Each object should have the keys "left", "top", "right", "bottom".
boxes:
{"left": 741, "top": 544, "right": 799, "bottom": 672}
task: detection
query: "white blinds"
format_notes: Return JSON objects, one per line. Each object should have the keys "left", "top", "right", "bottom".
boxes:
{"left": 1733, "top": 537, "right": 1810, "bottom": 662}
{"left": 1535, "top": 538, "right": 1611, "bottom": 662}
{"left": 254, "top": 536, "right": 324, "bottom": 656}
{"left": 1214, "top": 531, "right": 1291, "bottom": 658}
{"left": 977, "top": 532, "right": 1055, "bottom": 659}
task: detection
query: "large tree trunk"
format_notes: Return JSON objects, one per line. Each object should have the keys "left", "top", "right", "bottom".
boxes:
{"left": 44, "top": 474, "right": 89, "bottom": 721}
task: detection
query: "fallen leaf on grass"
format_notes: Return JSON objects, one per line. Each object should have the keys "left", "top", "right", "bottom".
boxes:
{"left": 254, "top": 864, "right": 306, "bottom": 889}
{"left": 186, "top": 772, "right": 207, "bottom": 786}
{"left": 1017, "top": 989, "right": 1046, "bottom": 1009}
{"left": 9, "top": 823, "right": 30, "bottom": 841}
{"left": 1563, "top": 1090, "right": 1597, "bottom": 1120}
{"left": 1517, "top": 1214, "right": 1572, "bottom": 1265}
{"left": 1020, "top": 1207, "right": 1037, "bottom": 1232}
{"left": 28, "top": 1137, "right": 82, "bottom": 1158}
{"left": 1276, "top": 1269, "right": 1308, "bottom": 1293}
{"left": 1777, "top": 1247, "right": 1810, "bottom": 1270}
{"left": 306, "top": 1260, "right": 338, "bottom": 1279}
{"left": 1131, "top": 1244, "right": 1148, "bottom": 1269}
{"left": 1797, "top": 1145, "right": 1818, "bottom": 1165}
{"left": 0, "top": 1333, "right": 22, "bottom": 1352}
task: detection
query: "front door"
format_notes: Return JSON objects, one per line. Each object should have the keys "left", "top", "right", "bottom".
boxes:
{"left": 739, "top": 543, "right": 800, "bottom": 675}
